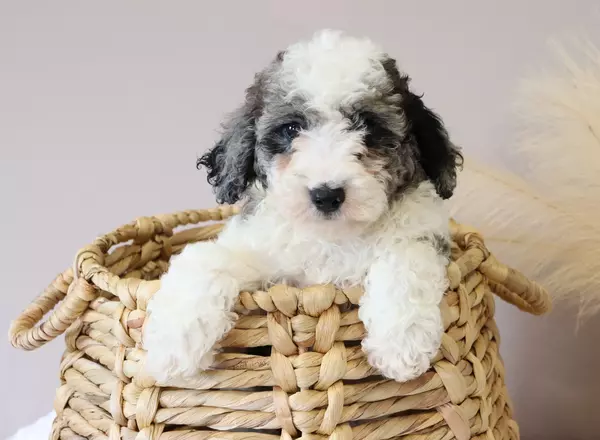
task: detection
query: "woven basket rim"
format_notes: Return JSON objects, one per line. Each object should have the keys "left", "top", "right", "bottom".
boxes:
{"left": 8, "top": 205, "right": 552, "bottom": 352}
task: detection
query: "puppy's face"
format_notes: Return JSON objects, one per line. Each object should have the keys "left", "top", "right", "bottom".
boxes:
{"left": 199, "top": 30, "right": 462, "bottom": 237}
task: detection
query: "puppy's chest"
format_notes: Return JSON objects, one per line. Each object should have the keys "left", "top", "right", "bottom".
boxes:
{"left": 271, "top": 240, "right": 376, "bottom": 287}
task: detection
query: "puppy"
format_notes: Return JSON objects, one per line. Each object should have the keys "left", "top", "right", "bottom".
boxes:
{"left": 144, "top": 30, "right": 462, "bottom": 384}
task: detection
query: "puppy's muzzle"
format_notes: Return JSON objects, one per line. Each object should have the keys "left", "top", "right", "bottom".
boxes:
{"left": 309, "top": 185, "right": 346, "bottom": 214}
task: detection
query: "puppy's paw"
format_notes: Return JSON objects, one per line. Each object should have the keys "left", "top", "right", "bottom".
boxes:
{"left": 361, "top": 310, "right": 443, "bottom": 383}
{"left": 144, "top": 271, "right": 240, "bottom": 384}
{"left": 362, "top": 336, "right": 436, "bottom": 382}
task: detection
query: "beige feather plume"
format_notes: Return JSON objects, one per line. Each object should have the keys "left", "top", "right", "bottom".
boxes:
{"left": 449, "top": 38, "right": 600, "bottom": 318}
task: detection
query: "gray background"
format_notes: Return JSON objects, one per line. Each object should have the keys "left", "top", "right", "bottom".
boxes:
{"left": 1, "top": 1, "right": 599, "bottom": 439}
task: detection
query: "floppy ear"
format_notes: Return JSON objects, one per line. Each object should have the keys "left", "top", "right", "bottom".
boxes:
{"left": 382, "top": 58, "right": 463, "bottom": 199}
{"left": 197, "top": 89, "right": 261, "bottom": 205}
{"left": 402, "top": 92, "right": 463, "bottom": 199}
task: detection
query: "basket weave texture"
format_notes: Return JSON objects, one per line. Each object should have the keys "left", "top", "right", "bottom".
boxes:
{"left": 9, "top": 206, "right": 550, "bottom": 440}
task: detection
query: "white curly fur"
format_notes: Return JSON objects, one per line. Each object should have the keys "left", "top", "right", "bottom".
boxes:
{"left": 144, "top": 30, "right": 451, "bottom": 384}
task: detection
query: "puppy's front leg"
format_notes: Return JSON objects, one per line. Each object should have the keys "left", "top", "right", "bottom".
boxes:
{"left": 144, "top": 240, "right": 263, "bottom": 383}
{"left": 359, "top": 236, "right": 449, "bottom": 382}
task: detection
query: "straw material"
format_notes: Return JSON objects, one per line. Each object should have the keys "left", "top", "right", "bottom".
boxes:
{"left": 9, "top": 207, "right": 551, "bottom": 440}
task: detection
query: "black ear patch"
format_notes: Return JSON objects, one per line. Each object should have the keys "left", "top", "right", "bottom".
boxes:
{"left": 382, "top": 58, "right": 463, "bottom": 199}
{"left": 196, "top": 84, "right": 262, "bottom": 205}
{"left": 196, "top": 117, "right": 256, "bottom": 204}
{"left": 402, "top": 92, "right": 462, "bottom": 199}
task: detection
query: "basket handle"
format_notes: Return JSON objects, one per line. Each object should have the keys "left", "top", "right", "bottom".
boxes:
{"left": 8, "top": 270, "right": 96, "bottom": 350}
{"left": 9, "top": 206, "right": 238, "bottom": 351}
{"left": 479, "top": 254, "right": 551, "bottom": 315}
{"left": 449, "top": 220, "right": 552, "bottom": 316}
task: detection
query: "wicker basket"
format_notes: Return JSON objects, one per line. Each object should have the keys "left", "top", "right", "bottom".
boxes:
{"left": 9, "top": 206, "right": 550, "bottom": 440}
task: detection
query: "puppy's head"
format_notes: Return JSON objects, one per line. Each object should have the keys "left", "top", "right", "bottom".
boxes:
{"left": 198, "top": 30, "right": 462, "bottom": 236}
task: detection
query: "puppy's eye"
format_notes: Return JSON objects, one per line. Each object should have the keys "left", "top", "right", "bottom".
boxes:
{"left": 361, "top": 117, "right": 380, "bottom": 146}
{"left": 278, "top": 122, "right": 302, "bottom": 140}
{"left": 359, "top": 113, "right": 394, "bottom": 149}
{"left": 348, "top": 111, "right": 383, "bottom": 148}
{"left": 362, "top": 117, "right": 377, "bottom": 134}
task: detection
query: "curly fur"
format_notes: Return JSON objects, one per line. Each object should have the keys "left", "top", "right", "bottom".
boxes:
{"left": 145, "top": 29, "right": 461, "bottom": 384}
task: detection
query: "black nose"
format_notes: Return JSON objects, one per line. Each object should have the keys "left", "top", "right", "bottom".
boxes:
{"left": 309, "top": 185, "right": 346, "bottom": 213}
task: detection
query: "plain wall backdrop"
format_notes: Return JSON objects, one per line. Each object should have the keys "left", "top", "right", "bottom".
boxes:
{"left": 2, "top": 2, "right": 600, "bottom": 439}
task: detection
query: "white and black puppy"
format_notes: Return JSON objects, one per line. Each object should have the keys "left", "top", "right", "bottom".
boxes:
{"left": 144, "top": 30, "right": 462, "bottom": 384}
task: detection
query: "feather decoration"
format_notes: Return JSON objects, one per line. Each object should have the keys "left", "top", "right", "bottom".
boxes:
{"left": 448, "top": 37, "right": 600, "bottom": 319}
